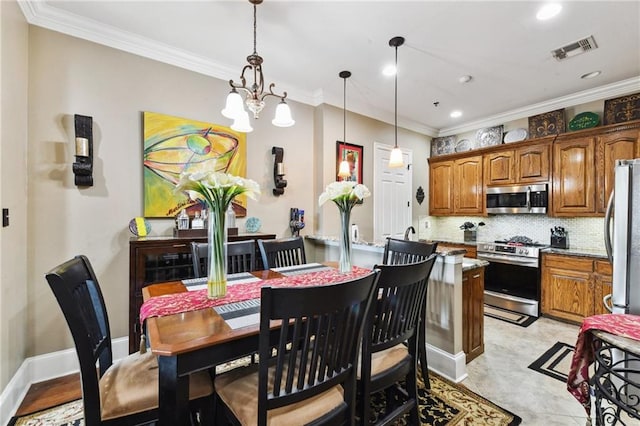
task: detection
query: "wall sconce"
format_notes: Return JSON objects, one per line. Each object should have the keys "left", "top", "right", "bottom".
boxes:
{"left": 272, "top": 146, "right": 287, "bottom": 196}
{"left": 73, "top": 114, "right": 93, "bottom": 187}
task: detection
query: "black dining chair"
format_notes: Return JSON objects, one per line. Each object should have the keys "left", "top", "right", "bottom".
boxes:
{"left": 257, "top": 236, "right": 307, "bottom": 269}
{"left": 45, "top": 255, "right": 214, "bottom": 425}
{"left": 214, "top": 270, "right": 380, "bottom": 426}
{"left": 358, "top": 255, "right": 437, "bottom": 425}
{"left": 381, "top": 237, "right": 438, "bottom": 389}
{"left": 191, "top": 240, "right": 256, "bottom": 277}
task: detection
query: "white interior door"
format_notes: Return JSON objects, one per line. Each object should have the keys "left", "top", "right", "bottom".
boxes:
{"left": 373, "top": 143, "right": 412, "bottom": 242}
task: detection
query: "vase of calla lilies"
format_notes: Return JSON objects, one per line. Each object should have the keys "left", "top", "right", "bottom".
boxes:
{"left": 319, "top": 181, "right": 371, "bottom": 273}
{"left": 176, "top": 171, "right": 260, "bottom": 299}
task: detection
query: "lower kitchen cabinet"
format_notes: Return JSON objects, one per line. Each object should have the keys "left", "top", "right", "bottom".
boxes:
{"left": 462, "top": 266, "right": 484, "bottom": 362}
{"left": 541, "top": 253, "right": 612, "bottom": 323}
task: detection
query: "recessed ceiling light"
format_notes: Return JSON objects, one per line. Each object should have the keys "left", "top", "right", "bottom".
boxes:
{"left": 450, "top": 110, "right": 463, "bottom": 118}
{"left": 537, "top": 3, "right": 562, "bottom": 20}
{"left": 458, "top": 75, "right": 473, "bottom": 84}
{"left": 383, "top": 64, "right": 396, "bottom": 76}
{"left": 581, "top": 70, "right": 602, "bottom": 79}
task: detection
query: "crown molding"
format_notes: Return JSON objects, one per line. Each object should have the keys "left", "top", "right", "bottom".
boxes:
{"left": 18, "top": 1, "right": 638, "bottom": 139}
{"left": 438, "top": 76, "right": 640, "bottom": 136}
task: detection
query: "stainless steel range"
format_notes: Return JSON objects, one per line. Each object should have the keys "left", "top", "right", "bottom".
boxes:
{"left": 476, "top": 236, "right": 548, "bottom": 317}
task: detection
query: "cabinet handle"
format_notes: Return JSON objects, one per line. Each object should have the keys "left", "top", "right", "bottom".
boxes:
{"left": 172, "top": 244, "right": 187, "bottom": 248}
{"left": 473, "top": 274, "right": 480, "bottom": 278}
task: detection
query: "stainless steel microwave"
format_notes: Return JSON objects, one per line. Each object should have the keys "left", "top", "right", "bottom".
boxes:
{"left": 485, "top": 184, "right": 548, "bottom": 214}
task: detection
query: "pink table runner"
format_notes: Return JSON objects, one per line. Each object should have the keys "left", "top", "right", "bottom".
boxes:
{"left": 140, "top": 266, "right": 372, "bottom": 325}
{"left": 567, "top": 313, "right": 640, "bottom": 415}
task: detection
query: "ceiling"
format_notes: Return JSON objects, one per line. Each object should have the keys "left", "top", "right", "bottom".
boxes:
{"left": 19, "top": 1, "right": 640, "bottom": 136}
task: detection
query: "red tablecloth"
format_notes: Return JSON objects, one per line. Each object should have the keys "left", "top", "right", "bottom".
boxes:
{"left": 140, "top": 266, "right": 372, "bottom": 324}
{"left": 567, "top": 314, "right": 640, "bottom": 415}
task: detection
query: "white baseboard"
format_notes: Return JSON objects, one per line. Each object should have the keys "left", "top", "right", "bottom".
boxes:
{"left": 426, "top": 344, "right": 468, "bottom": 383}
{"left": 0, "top": 337, "right": 128, "bottom": 425}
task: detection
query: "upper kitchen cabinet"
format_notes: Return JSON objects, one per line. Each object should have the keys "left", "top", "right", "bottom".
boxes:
{"left": 454, "top": 156, "right": 484, "bottom": 214}
{"left": 429, "top": 160, "right": 454, "bottom": 215}
{"left": 484, "top": 141, "right": 551, "bottom": 186}
{"left": 552, "top": 136, "right": 596, "bottom": 216}
{"left": 595, "top": 127, "right": 640, "bottom": 213}
{"left": 429, "top": 156, "right": 483, "bottom": 216}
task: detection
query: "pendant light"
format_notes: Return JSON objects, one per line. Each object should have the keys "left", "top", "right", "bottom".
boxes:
{"left": 338, "top": 71, "right": 352, "bottom": 180}
{"left": 388, "top": 36, "right": 405, "bottom": 168}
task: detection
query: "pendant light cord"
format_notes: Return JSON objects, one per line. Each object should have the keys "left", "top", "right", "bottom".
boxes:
{"left": 343, "top": 76, "right": 347, "bottom": 144}
{"left": 253, "top": 3, "right": 257, "bottom": 55}
{"left": 394, "top": 45, "right": 398, "bottom": 149}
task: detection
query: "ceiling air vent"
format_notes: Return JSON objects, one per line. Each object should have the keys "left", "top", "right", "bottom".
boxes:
{"left": 551, "top": 35, "right": 598, "bottom": 61}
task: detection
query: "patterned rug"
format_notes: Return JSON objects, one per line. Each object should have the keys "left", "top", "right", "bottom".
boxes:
{"left": 527, "top": 341, "right": 575, "bottom": 383}
{"left": 9, "top": 371, "right": 521, "bottom": 425}
{"left": 484, "top": 304, "right": 538, "bottom": 327}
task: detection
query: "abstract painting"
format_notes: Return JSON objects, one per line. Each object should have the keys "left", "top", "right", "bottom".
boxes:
{"left": 143, "top": 111, "right": 247, "bottom": 218}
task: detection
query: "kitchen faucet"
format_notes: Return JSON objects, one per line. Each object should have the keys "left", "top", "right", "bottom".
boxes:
{"left": 404, "top": 226, "right": 416, "bottom": 240}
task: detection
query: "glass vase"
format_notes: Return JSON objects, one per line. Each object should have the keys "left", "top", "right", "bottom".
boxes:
{"left": 207, "top": 201, "right": 228, "bottom": 299}
{"left": 338, "top": 208, "right": 352, "bottom": 273}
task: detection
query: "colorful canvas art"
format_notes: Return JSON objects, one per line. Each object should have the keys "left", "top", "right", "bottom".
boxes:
{"left": 143, "top": 111, "right": 247, "bottom": 218}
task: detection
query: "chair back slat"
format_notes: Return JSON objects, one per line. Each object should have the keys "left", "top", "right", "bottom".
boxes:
{"left": 382, "top": 238, "right": 438, "bottom": 266}
{"left": 257, "top": 271, "right": 379, "bottom": 426}
{"left": 258, "top": 237, "right": 307, "bottom": 269}
{"left": 191, "top": 240, "right": 256, "bottom": 277}
{"left": 45, "top": 255, "right": 113, "bottom": 424}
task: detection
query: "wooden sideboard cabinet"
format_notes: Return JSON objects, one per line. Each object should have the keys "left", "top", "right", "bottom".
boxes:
{"left": 128, "top": 233, "right": 276, "bottom": 353}
{"left": 541, "top": 253, "right": 612, "bottom": 324}
{"left": 462, "top": 266, "right": 485, "bottom": 363}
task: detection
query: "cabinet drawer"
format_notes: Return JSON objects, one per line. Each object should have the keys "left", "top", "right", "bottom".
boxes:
{"left": 543, "top": 254, "right": 592, "bottom": 271}
{"left": 594, "top": 260, "right": 612, "bottom": 275}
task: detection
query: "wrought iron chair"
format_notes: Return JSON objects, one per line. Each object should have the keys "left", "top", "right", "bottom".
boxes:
{"left": 45, "top": 255, "right": 214, "bottom": 425}
{"left": 381, "top": 237, "right": 438, "bottom": 388}
{"left": 257, "top": 236, "right": 307, "bottom": 269}
{"left": 358, "top": 255, "right": 437, "bottom": 425}
{"left": 214, "top": 270, "right": 380, "bottom": 425}
{"left": 191, "top": 240, "right": 256, "bottom": 277}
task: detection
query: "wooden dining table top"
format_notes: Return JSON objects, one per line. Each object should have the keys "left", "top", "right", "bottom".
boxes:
{"left": 142, "top": 269, "right": 285, "bottom": 357}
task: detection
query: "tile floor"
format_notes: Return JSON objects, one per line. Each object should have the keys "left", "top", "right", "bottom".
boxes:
{"left": 463, "top": 315, "right": 589, "bottom": 425}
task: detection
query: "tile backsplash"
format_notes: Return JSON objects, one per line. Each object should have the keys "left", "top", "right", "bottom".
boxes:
{"left": 420, "top": 215, "right": 604, "bottom": 250}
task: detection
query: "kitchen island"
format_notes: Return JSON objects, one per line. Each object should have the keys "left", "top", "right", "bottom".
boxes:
{"left": 306, "top": 235, "right": 488, "bottom": 382}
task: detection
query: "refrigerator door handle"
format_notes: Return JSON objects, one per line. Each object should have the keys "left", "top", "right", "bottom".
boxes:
{"left": 603, "top": 293, "right": 614, "bottom": 313}
{"left": 604, "top": 189, "right": 614, "bottom": 264}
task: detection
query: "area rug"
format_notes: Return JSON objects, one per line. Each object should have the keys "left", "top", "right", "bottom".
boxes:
{"left": 10, "top": 371, "right": 521, "bottom": 426}
{"left": 527, "top": 341, "right": 575, "bottom": 383}
{"left": 484, "top": 304, "right": 537, "bottom": 327}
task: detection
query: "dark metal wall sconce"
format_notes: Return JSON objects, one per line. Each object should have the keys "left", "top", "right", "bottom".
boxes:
{"left": 73, "top": 114, "right": 93, "bottom": 187}
{"left": 416, "top": 186, "right": 425, "bottom": 205}
{"left": 272, "top": 146, "right": 287, "bottom": 196}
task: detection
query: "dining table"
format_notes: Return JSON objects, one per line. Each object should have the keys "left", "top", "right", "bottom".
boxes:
{"left": 140, "top": 262, "right": 371, "bottom": 425}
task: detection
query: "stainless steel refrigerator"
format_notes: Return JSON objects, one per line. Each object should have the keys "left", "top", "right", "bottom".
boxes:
{"left": 604, "top": 158, "right": 640, "bottom": 314}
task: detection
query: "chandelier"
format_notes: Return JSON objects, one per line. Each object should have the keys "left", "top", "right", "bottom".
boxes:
{"left": 221, "top": 0, "right": 294, "bottom": 133}
{"left": 388, "top": 36, "right": 405, "bottom": 168}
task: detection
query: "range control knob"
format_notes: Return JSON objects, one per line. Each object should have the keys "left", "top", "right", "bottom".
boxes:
{"left": 519, "top": 248, "right": 529, "bottom": 255}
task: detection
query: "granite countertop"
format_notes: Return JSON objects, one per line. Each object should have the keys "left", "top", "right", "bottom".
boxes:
{"left": 306, "top": 235, "right": 467, "bottom": 257}
{"left": 462, "top": 258, "right": 489, "bottom": 271}
{"left": 427, "top": 238, "right": 477, "bottom": 247}
{"left": 542, "top": 247, "right": 609, "bottom": 259}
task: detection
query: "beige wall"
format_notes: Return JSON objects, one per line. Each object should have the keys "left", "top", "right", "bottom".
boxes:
{"left": 25, "top": 26, "right": 318, "bottom": 356}
{"left": 0, "top": 0, "right": 29, "bottom": 392}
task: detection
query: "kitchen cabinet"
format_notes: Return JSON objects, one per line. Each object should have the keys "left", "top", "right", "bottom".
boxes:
{"left": 483, "top": 142, "right": 551, "bottom": 186}
{"left": 593, "top": 260, "right": 613, "bottom": 316}
{"left": 429, "top": 156, "right": 483, "bottom": 216}
{"left": 462, "top": 266, "right": 485, "bottom": 362}
{"left": 552, "top": 136, "right": 596, "bottom": 216}
{"left": 429, "top": 160, "right": 454, "bottom": 215}
{"left": 454, "top": 156, "right": 484, "bottom": 214}
{"left": 541, "top": 253, "right": 612, "bottom": 323}
{"left": 129, "top": 233, "right": 275, "bottom": 353}
{"left": 595, "top": 128, "right": 640, "bottom": 213}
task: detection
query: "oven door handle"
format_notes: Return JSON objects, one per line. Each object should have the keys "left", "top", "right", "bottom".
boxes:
{"left": 477, "top": 253, "right": 539, "bottom": 267}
